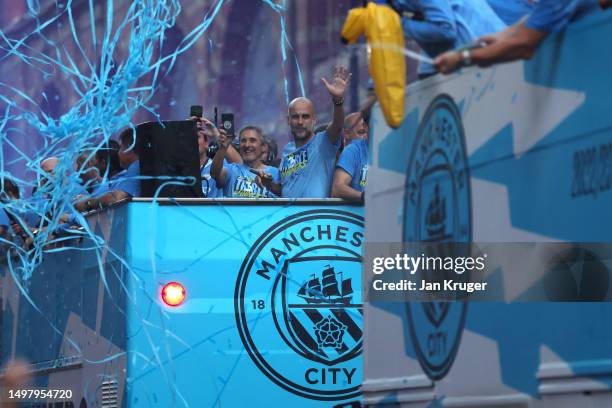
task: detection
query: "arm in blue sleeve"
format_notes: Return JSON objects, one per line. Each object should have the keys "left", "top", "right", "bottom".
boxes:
{"left": 401, "top": 0, "right": 457, "bottom": 44}
{"left": 525, "top": 0, "right": 574, "bottom": 33}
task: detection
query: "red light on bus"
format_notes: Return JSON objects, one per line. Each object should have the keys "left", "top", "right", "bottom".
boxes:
{"left": 161, "top": 282, "right": 186, "bottom": 306}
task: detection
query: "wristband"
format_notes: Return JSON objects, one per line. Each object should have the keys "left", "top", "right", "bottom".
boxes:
{"left": 461, "top": 49, "right": 472, "bottom": 67}
{"left": 333, "top": 97, "right": 344, "bottom": 106}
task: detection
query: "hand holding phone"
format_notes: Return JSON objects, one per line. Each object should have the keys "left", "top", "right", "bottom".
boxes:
{"left": 190, "top": 105, "right": 203, "bottom": 118}
{"left": 221, "top": 113, "right": 235, "bottom": 139}
{"left": 251, "top": 168, "right": 273, "bottom": 191}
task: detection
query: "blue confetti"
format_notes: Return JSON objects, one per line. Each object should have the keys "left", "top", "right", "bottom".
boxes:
{"left": 0, "top": 1, "right": 313, "bottom": 405}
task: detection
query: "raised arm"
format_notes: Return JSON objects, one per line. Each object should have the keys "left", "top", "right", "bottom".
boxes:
{"left": 211, "top": 131, "right": 230, "bottom": 187}
{"left": 322, "top": 65, "right": 351, "bottom": 144}
{"left": 201, "top": 119, "right": 242, "bottom": 164}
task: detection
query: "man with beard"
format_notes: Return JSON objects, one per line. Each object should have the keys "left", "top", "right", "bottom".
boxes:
{"left": 263, "top": 66, "right": 351, "bottom": 198}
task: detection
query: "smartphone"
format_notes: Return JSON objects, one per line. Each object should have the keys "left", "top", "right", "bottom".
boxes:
{"left": 249, "top": 168, "right": 271, "bottom": 179}
{"left": 190, "top": 105, "right": 203, "bottom": 118}
{"left": 221, "top": 113, "right": 235, "bottom": 138}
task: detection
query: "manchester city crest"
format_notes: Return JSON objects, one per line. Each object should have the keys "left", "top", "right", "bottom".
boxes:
{"left": 403, "top": 94, "right": 471, "bottom": 380}
{"left": 235, "top": 209, "right": 363, "bottom": 401}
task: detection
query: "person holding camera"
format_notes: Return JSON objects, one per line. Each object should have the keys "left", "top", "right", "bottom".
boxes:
{"left": 211, "top": 125, "right": 279, "bottom": 198}
{"left": 194, "top": 117, "right": 223, "bottom": 198}
{"left": 191, "top": 113, "right": 241, "bottom": 198}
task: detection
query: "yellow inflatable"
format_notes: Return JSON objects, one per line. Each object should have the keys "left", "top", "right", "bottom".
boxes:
{"left": 341, "top": 2, "right": 405, "bottom": 128}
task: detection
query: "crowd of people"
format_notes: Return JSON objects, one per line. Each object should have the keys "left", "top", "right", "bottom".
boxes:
{"left": 1, "top": 0, "right": 611, "bottom": 245}
{"left": 0, "top": 65, "right": 369, "bottom": 246}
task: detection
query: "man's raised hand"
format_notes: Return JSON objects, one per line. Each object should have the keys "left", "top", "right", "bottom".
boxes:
{"left": 217, "top": 128, "right": 231, "bottom": 149}
{"left": 322, "top": 65, "right": 352, "bottom": 100}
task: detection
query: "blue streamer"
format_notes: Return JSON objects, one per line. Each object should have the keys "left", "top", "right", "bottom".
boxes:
{"left": 0, "top": 1, "right": 229, "bottom": 406}
{"left": 261, "top": 0, "right": 306, "bottom": 103}
{"left": 0, "top": 1, "right": 313, "bottom": 405}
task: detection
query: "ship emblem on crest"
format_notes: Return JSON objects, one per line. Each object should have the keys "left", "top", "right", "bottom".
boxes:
{"left": 235, "top": 209, "right": 363, "bottom": 401}
{"left": 403, "top": 94, "right": 471, "bottom": 381}
{"left": 279, "top": 258, "right": 362, "bottom": 366}
{"left": 426, "top": 182, "right": 447, "bottom": 240}
{"left": 303, "top": 266, "right": 353, "bottom": 352}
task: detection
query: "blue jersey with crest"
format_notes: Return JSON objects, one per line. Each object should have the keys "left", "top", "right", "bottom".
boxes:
{"left": 280, "top": 131, "right": 340, "bottom": 198}
{"left": 222, "top": 163, "right": 280, "bottom": 198}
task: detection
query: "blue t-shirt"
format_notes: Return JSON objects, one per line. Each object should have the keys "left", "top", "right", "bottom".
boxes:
{"left": 336, "top": 139, "right": 369, "bottom": 193}
{"left": 64, "top": 173, "right": 125, "bottom": 226}
{"left": 486, "top": 0, "right": 535, "bottom": 25}
{"left": 21, "top": 195, "right": 46, "bottom": 227}
{"left": 113, "top": 160, "right": 140, "bottom": 197}
{"left": 280, "top": 131, "right": 340, "bottom": 198}
{"left": 526, "top": 0, "right": 599, "bottom": 33}
{"left": 201, "top": 158, "right": 222, "bottom": 198}
{"left": 393, "top": 0, "right": 506, "bottom": 75}
{"left": 222, "top": 163, "right": 280, "bottom": 198}
{"left": 0, "top": 207, "right": 10, "bottom": 228}
{"left": 0, "top": 207, "right": 16, "bottom": 241}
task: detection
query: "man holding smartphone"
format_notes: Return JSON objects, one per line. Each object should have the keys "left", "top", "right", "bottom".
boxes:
{"left": 190, "top": 108, "right": 241, "bottom": 197}
{"left": 211, "top": 125, "right": 280, "bottom": 198}
{"left": 261, "top": 65, "right": 351, "bottom": 198}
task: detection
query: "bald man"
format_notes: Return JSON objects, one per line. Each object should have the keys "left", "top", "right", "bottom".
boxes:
{"left": 40, "top": 157, "right": 58, "bottom": 173}
{"left": 343, "top": 112, "right": 369, "bottom": 146}
{"left": 39, "top": 156, "right": 58, "bottom": 190}
{"left": 265, "top": 66, "right": 351, "bottom": 198}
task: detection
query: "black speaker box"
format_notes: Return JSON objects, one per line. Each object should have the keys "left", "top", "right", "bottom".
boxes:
{"left": 135, "top": 120, "right": 203, "bottom": 198}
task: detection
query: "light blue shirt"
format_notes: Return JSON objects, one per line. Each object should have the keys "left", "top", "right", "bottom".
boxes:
{"left": 21, "top": 195, "right": 46, "bottom": 227}
{"left": 336, "top": 139, "right": 369, "bottom": 193}
{"left": 486, "top": 0, "right": 535, "bottom": 25}
{"left": 64, "top": 172, "right": 124, "bottom": 226}
{"left": 390, "top": 0, "right": 506, "bottom": 75}
{"left": 0, "top": 207, "right": 12, "bottom": 240}
{"left": 525, "top": 0, "right": 599, "bottom": 33}
{"left": 113, "top": 160, "right": 140, "bottom": 197}
{"left": 201, "top": 158, "right": 222, "bottom": 198}
{"left": 0, "top": 208, "right": 10, "bottom": 228}
{"left": 222, "top": 163, "right": 280, "bottom": 198}
{"left": 280, "top": 131, "right": 340, "bottom": 198}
